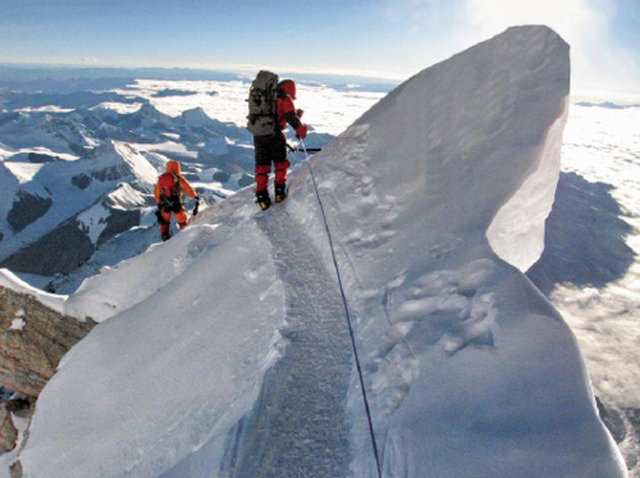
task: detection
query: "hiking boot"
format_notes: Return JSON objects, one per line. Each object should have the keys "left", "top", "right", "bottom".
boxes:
{"left": 256, "top": 190, "right": 271, "bottom": 211}
{"left": 275, "top": 183, "right": 287, "bottom": 203}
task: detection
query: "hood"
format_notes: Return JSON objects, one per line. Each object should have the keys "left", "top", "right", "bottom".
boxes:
{"left": 166, "top": 160, "right": 181, "bottom": 175}
{"left": 278, "top": 79, "right": 296, "bottom": 100}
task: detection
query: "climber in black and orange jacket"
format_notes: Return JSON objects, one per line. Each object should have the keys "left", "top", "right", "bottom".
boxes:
{"left": 154, "top": 160, "right": 198, "bottom": 241}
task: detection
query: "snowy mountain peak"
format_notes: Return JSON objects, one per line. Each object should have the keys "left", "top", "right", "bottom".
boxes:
{"left": 132, "top": 102, "right": 172, "bottom": 124}
{"left": 16, "top": 26, "right": 626, "bottom": 478}
{"left": 180, "top": 106, "right": 215, "bottom": 127}
{"left": 86, "top": 140, "right": 158, "bottom": 186}
{"left": 88, "top": 138, "right": 119, "bottom": 158}
{"left": 39, "top": 115, "right": 99, "bottom": 152}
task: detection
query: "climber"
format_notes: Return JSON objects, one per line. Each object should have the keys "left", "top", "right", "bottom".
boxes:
{"left": 249, "top": 74, "right": 308, "bottom": 210}
{"left": 154, "top": 160, "right": 199, "bottom": 241}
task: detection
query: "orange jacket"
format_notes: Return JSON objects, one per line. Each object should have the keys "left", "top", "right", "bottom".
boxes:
{"left": 154, "top": 160, "right": 197, "bottom": 204}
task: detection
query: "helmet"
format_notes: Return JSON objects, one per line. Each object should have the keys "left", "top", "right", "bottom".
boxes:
{"left": 278, "top": 79, "right": 296, "bottom": 100}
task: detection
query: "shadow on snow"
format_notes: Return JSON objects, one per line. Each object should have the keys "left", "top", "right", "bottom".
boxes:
{"left": 527, "top": 171, "right": 636, "bottom": 295}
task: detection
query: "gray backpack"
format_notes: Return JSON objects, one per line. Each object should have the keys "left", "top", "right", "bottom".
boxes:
{"left": 247, "top": 70, "right": 279, "bottom": 136}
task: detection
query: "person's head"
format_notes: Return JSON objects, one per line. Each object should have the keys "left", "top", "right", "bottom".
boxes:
{"left": 278, "top": 79, "right": 296, "bottom": 100}
{"left": 166, "top": 160, "right": 181, "bottom": 175}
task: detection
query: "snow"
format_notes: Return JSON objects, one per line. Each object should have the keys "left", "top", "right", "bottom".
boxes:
{"left": 0, "top": 268, "right": 67, "bottom": 313}
{"left": 76, "top": 203, "right": 111, "bottom": 245}
{"left": 1, "top": 162, "right": 47, "bottom": 184}
{"left": 95, "top": 102, "right": 144, "bottom": 114}
{"left": 9, "top": 318, "right": 26, "bottom": 331}
{"left": 131, "top": 140, "right": 199, "bottom": 160}
{"left": 486, "top": 97, "right": 568, "bottom": 271}
{"left": 0, "top": 413, "right": 30, "bottom": 474}
{"left": 3, "top": 147, "right": 78, "bottom": 163}
{"left": 7, "top": 26, "right": 629, "bottom": 477}
{"left": 10, "top": 307, "right": 27, "bottom": 331}
{"left": 26, "top": 210, "right": 287, "bottom": 477}
{"left": 95, "top": 141, "right": 159, "bottom": 187}
{"left": 105, "top": 183, "right": 149, "bottom": 209}
{"left": 0, "top": 113, "right": 98, "bottom": 154}
{"left": 16, "top": 106, "right": 75, "bottom": 114}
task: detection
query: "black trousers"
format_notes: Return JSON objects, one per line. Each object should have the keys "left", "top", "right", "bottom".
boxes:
{"left": 254, "top": 132, "right": 289, "bottom": 191}
{"left": 254, "top": 132, "right": 287, "bottom": 166}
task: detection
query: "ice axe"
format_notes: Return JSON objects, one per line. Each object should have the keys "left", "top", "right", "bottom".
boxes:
{"left": 286, "top": 142, "right": 321, "bottom": 153}
{"left": 192, "top": 196, "right": 200, "bottom": 217}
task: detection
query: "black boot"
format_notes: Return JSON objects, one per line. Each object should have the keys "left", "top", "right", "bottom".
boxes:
{"left": 161, "top": 231, "right": 171, "bottom": 241}
{"left": 256, "top": 190, "right": 271, "bottom": 211}
{"left": 274, "top": 183, "right": 287, "bottom": 203}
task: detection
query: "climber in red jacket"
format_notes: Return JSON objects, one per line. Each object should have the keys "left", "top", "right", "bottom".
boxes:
{"left": 254, "top": 78, "right": 307, "bottom": 210}
{"left": 154, "top": 160, "right": 199, "bottom": 241}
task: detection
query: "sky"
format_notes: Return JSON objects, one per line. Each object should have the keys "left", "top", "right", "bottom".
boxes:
{"left": 1, "top": 0, "right": 640, "bottom": 95}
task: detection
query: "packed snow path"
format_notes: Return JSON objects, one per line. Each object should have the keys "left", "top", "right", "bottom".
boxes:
{"left": 221, "top": 205, "right": 355, "bottom": 477}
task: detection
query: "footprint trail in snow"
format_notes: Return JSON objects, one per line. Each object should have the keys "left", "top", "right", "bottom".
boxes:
{"left": 222, "top": 205, "right": 355, "bottom": 477}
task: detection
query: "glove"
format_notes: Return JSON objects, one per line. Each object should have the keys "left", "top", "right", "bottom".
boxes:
{"left": 296, "top": 108, "right": 304, "bottom": 119}
{"left": 192, "top": 196, "right": 200, "bottom": 216}
{"left": 295, "top": 123, "right": 308, "bottom": 140}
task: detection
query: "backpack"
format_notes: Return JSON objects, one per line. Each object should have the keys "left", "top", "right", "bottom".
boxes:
{"left": 247, "top": 70, "right": 279, "bottom": 136}
{"left": 157, "top": 172, "right": 181, "bottom": 212}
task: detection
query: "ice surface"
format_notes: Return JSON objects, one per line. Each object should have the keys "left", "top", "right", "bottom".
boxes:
{"left": 15, "top": 26, "right": 626, "bottom": 477}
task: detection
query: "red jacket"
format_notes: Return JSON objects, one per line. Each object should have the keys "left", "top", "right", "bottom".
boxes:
{"left": 276, "top": 79, "right": 306, "bottom": 138}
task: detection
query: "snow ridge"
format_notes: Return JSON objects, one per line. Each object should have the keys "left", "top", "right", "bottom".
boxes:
{"left": 13, "top": 25, "right": 627, "bottom": 478}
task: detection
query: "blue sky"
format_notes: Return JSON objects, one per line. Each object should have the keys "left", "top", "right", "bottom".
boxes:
{"left": 1, "top": 0, "right": 639, "bottom": 93}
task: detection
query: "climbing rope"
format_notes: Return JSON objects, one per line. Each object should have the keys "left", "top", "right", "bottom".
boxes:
{"left": 300, "top": 141, "right": 383, "bottom": 478}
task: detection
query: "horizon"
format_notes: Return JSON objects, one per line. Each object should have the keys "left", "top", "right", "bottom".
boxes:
{"left": 0, "top": 62, "right": 403, "bottom": 83}
{"left": 2, "top": 62, "right": 640, "bottom": 104}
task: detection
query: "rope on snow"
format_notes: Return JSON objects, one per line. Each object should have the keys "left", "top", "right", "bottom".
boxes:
{"left": 301, "top": 143, "right": 383, "bottom": 478}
